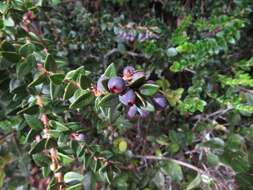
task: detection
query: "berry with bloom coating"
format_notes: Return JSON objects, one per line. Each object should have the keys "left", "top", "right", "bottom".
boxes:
{"left": 127, "top": 105, "right": 138, "bottom": 119}
{"left": 123, "top": 66, "right": 135, "bottom": 80}
{"left": 108, "top": 76, "right": 125, "bottom": 94}
{"left": 153, "top": 93, "right": 167, "bottom": 109}
{"left": 119, "top": 89, "right": 136, "bottom": 106}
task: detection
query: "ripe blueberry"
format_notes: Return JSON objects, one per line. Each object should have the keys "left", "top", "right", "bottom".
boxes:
{"left": 119, "top": 89, "right": 136, "bottom": 106}
{"left": 127, "top": 105, "right": 137, "bottom": 119}
{"left": 108, "top": 76, "right": 125, "bottom": 94}
{"left": 153, "top": 93, "right": 167, "bottom": 109}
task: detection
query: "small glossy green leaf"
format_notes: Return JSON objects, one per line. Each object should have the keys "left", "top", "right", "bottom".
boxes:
{"left": 97, "top": 93, "right": 116, "bottom": 107}
{"left": 28, "top": 74, "right": 48, "bottom": 88}
{"left": 29, "top": 139, "right": 47, "bottom": 154}
{"left": 44, "top": 54, "right": 57, "bottom": 72}
{"left": 58, "top": 152, "right": 74, "bottom": 165}
{"left": 64, "top": 172, "right": 84, "bottom": 184}
{"left": 1, "top": 51, "right": 20, "bottom": 63}
{"left": 63, "top": 82, "right": 78, "bottom": 100}
{"left": 1, "top": 41, "right": 16, "bottom": 52}
{"left": 79, "top": 75, "right": 91, "bottom": 90}
{"left": 24, "top": 114, "right": 43, "bottom": 130}
{"left": 49, "top": 120, "right": 69, "bottom": 132}
{"left": 17, "top": 105, "right": 39, "bottom": 115}
{"left": 129, "top": 74, "right": 145, "bottom": 88}
{"left": 17, "top": 54, "right": 36, "bottom": 78}
{"left": 140, "top": 83, "right": 160, "bottom": 96}
{"left": 3, "top": 16, "right": 15, "bottom": 27}
{"left": 0, "top": 2, "right": 8, "bottom": 14}
{"left": 186, "top": 174, "right": 202, "bottom": 190}
{"left": 32, "top": 153, "right": 51, "bottom": 167}
{"left": 69, "top": 91, "right": 94, "bottom": 109}
{"left": 65, "top": 66, "right": 85, "bottom": 81}
{"left": 19, "top": 43, "right": 35, "bottom": 57}
{"left": 49, "top": 73, "right": 65, "bottom": 85}
{"left": 104, "top": 63, "right": 117, "bottom": 77}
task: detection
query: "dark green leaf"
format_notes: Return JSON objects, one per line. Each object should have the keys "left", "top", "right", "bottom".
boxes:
{"left": 140, "top": 83, "right": 160, "bottom": 96}
{"left": 17, "top": 54, "right": 36, "bottom": 78}
{"left": 69, "top": 90, "right": 94, "bottom": 109}
{"left": 49, "top": 73, "right": 65, "bottom": 85}
{"left": 28, "top": 74, "right": 48, "bottom": 88}
{"left": 44, "top": 54, "right": 57, "bottom": 72}
{"left": 19, "top": 43, "right": 35, "bottom": 57}
{"left": 79, "top": 75, "right": 91, "bottom": 90}
{"left": 29, "top": 139, "right": 47, "bottom": 154}
{"left": 24, "top": 114, "right": 43, "bottom": 130}
{"left": 63, "top": 82, "right": 78, "bottom": 100}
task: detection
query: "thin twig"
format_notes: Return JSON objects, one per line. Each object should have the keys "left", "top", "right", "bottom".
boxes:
{"left": 192, "top": 106, "right": 233, "bottom": 122}
{"left": 102, "top": 48, "right": 150, "bottom": 66}
{"left": 133, "top": 154, "right": 205, "bottom": 174}
{"left": 0, "top": 132, "right": 14, "bottom": 143}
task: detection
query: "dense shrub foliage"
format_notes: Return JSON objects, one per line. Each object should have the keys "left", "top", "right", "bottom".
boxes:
{"left": 0, "top": 0, "right": 253, "bottom": 189}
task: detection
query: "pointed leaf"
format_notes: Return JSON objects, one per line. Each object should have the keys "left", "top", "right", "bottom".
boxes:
{"left": 104, "top": 63, "right": 117, "bottom": 77}
{"left": 69, "top": 91, "right": 94, "bottom": 109}
{"left": 140, "top": 83, "right": 160, "bottom": 96}
{"left": 24, "top": 114, "right": 43, "bottom": 130}
{"left": 49, "top": 73, "right": 65, "bottom": 85}
{"left": 64, "top": 172, "right": 84, "bottom": 184}
{"left": 44, "top": 54, "right": 57, "bottom": 72}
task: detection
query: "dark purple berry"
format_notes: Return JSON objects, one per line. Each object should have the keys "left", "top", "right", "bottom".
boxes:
{"left": 127, "top": 105, "right": 137, "bottom": 119}
{"left": 108, "top": 76, "right": 125, "bottom": 94}
{"left": 119, "top": 89, "right": 136, "bottom": 106}
{"left": 123, "top": 66, "right": 135, "bottom": 80}
{"left": 153, "top": 93, "right": 167, "bottom": 109}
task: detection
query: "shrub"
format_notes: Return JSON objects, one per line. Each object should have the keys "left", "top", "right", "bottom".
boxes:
{"left": 0, "top": 0, "right": 253, "bottom": 189}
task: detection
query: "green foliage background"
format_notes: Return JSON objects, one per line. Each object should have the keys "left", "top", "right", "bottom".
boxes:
{"left": 0, "top": 0, "right": 253, "bottom": 189}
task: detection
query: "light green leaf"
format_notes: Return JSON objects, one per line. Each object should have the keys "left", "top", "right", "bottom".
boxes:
{"left": 104, "top": 63, "right": 117, "bottom": 77}
{"left": 140, "top": 83, "right": 160, "bottom": 96}
{"left": 161, "top": 161, "right": 183, "bottom": 181}
{"left": 64, "top": 172, "right": 84, "bottom": 184}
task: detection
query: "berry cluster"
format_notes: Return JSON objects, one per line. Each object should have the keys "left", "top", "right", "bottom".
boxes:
{"left": 96, "top": 66, "right": 167, "bottom": 119}
{"left": 117, "top": 30, "right": 159, "bottom": 43}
